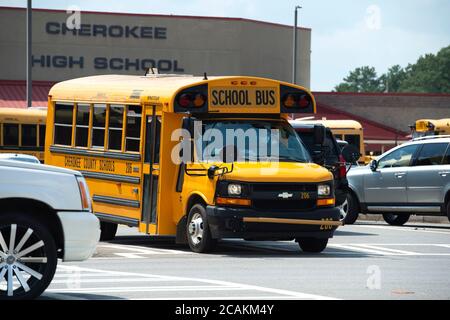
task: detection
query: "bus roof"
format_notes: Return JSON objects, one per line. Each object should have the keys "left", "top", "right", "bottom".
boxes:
{"left": 0, "top": 107, "right": 47, "bottom": 124}
{"left": 416, "top": 118, "right": 450, "bottom": 132}
{"left": 293, "top": 119, "right": 363, "bottom": 130}
{"left": 48, "top": 74, "right": 314, "bottom": 111}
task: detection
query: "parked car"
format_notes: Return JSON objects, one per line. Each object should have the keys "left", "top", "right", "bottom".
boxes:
{"left": 346, "top": 136, "right": 450, "bottom": 225}
{"left": 290, "top": 121, "right": 360, "bottom": 223}
{"left": 0, "top": 159, "right": 100, "bottom": 299}
{"left": 0, "top": 153, "right": 40, "bottom": 164}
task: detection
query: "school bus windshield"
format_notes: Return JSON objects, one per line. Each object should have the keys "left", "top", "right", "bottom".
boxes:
{"left": 196, "top": 120, "right": 312, "bottom": 163}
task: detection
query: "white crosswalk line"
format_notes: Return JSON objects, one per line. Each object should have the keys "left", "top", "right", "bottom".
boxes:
{"left": 48, "top": 285, "right": 249, "bottom": 293}
{"left": 433, "top": 244, "right": 450, "bottom": 249}
{"left": 97, "top": 244, "right": 192, "bottom": 257}
{"left": 354, "top": 244, "right": 419, "bottom": 255}
{"left": 50, "top": 277, "right": 185, "bottom": 284}
{"left": 50, "top": 264, "right": 337, "bottom": 300}
{"left": 329, "top": 244, "right": 397, "bottom": 255}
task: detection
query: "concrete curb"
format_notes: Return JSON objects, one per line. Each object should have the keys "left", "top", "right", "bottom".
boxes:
{"left": 358, "top": 214, "right": 449, "bottom": 224}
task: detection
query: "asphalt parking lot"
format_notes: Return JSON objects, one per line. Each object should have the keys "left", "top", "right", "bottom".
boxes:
{"left": 41, "top": 220, "right": 450, "bottom": 300}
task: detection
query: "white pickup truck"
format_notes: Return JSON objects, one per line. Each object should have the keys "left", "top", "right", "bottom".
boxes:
{"left": 0, "top": 159, "right": 100, "bottom": 299}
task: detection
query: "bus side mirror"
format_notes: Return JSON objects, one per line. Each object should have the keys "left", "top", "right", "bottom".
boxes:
{"left": 342, "top": 144, "right": 361, "bottom": 164}
{"left": 312, "top": 150, "right": 325, "bottom": 166}
{"left": 313, "top": 125, "right": 326, "bottom": 146}
{"left": 370, "top": 159, "right": 378, "bottom": 172}
{"left": 207, "top": 166, "right": 220, "bottom": 179}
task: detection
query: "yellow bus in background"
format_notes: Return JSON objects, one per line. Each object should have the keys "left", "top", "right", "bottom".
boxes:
{"left": 45, "top": 74, "right": 341, "bottom": 253}
{"left": 294, "top": 119, "right": 368, "bottom": 163}
{"left": 411, "top": 118, "right": 450, "bottom": 138}
{"left": 0, "top": 107, "right": 47, "bottom": 162}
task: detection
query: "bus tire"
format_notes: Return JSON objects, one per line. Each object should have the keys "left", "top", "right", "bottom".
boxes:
{"left": 100, "top": 221, "right": 118, "bottom": 241}
{"left": 382, "top": 213, "right": 410, "bottom": 226}
{"left": 297, "top": 238, "right": 328, "bottom": 253}
{"left": 0, "top": 213, "right": 58, "bottom": 300}
{"left": 186, "top": 204, "right": 217, "bottom": 253}
{"left": 343, "top": 192, "right": 359, "bottom": 225}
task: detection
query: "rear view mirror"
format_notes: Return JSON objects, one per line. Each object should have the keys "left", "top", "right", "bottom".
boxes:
{"left": 313, "top": 125, "right": 326, "bottom": 145}
{"left": 370, "top": 159, "right": 378, "bottom": 172}
{"left": 341, "top": 144, "right": 361, "bottom": 164}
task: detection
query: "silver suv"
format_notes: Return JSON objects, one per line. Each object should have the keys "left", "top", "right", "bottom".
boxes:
{"left": 345, "top": 136, "right": 450, "bottom": 225}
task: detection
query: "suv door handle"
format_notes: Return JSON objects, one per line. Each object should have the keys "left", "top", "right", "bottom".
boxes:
{"left": 395, "top": 172, "right": 406, "bottom": 178}
{"left": 439, "top": 171, "right": 450, "bottom": 177}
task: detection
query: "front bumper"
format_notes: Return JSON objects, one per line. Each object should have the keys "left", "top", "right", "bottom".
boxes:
{"left": 206, "top": 205, "right": 341, "bottom": 240}
{"left": 57, "top": 211, "right": 100, "bottom": 262}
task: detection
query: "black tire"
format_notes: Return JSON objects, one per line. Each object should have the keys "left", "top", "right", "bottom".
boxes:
{"left": 297, "top": 238, "right": 328, "bottom": 253}
{"left": 446, "top": 201, "right": 450, "bottom": 223}
{"left": 382, "top": 213, "right": 410, "bottom": 226}
{"left": 0, "top": 213, "right": 57, "bottom": 300}
{"left": 186, "top": 204, "right": 217, "bottom": 253}
{"left": 343, "top": 192, "right": 359, "bottom": 225}
{"left": 99, "top": 222, "right": 118, "bottom": 241}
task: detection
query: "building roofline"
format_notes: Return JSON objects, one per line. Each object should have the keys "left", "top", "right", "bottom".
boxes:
{"left": 313, "top": 91, "right": 450, "bottom": 98}
{"left": 0, "top": 6, "right": 311, "bottom": 31}
{"left": 316, "top": 101, "right": 409, "bottom": 137}
{"left": 0, "top": 80, "right": 56, "bottom": 87}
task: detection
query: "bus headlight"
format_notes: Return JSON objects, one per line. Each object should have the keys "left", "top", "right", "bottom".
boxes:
{"left": 318, "top": 184, "right": 331, "bottom": 197}
{"left": 228, "top": 184, "right": 242, "bottom": 196}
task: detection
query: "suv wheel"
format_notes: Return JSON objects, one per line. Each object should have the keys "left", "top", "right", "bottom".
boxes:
{"left": 382, "top": 213, "right": 410, "bottom": 226}
{"left": 0, "top": 213, "right": 58, "bottom": 300}
{"left": 343, "top": 193, "right": 359, "bottom": 225}
{"left": 186, "top": 204, "right": 217, "bottom": 253}
{"left": 446, "top": 201, "right": 450, "bottom": 223}
{"left": 297, "top": 238, "right": 328, "bottom": 253}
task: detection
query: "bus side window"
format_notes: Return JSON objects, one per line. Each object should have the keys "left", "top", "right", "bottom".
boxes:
{"left": 92, "top": 104, "right": 106, "bottom": 149}
{"left": 54, "top": 104, "right": 74, "bottom": 146}
{"left": 22, "top": 124, "right": 37, "bottom": 147}
{"left": 125, "top": 106, "right": 142, "bottom": 152}
{"left": 3, "top": 123, "right": 19, "bottom": 146}
{"left": 39, "top": 125, "right": 46, "bottom": 147}
{"left": 75, "top": 104, "right": 90, "bottom": 147}
{"left": 108, "top": 105, "right": 124, "bottom": 151}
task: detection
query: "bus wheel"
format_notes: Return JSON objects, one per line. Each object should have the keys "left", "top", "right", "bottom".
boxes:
{"left": 100, "top": 222, "right": 118, "bottom": 241}
{"left": 0, "top": 213, "right": 57, "bottom": 300}
{"left": 382, "top": 214, "right": 410, "bottom": 226}
{"left": 187, "top": 204, "right": 217, "bottom": 253}
{"left": 297, "top": 238, "right": 328, "bottom": 253}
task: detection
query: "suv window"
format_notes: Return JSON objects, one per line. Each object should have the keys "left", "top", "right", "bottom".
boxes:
{"left": 444, "top": 145, "right": 450, "bottom": 165}
{"left": 297, "top": 130, "right": 339, "bottom": 165}
{"left": 414, "top": 143, "right": 448, "bottom": 166}
{"left": 378, "top": 145, "right": 418, "bottom": 169}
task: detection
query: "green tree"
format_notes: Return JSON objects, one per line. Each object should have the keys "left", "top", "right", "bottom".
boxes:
{"left": 334, "top": 45, "right": 450, "bottom": 93}
{"left": 399, "top": 45, "right": 450, "bottom": 93}
{"left": 334, "top": 66, "right": 383, "bottom": 92}
{"left": 379, "top": 65, "right": 407, "bottom": 93}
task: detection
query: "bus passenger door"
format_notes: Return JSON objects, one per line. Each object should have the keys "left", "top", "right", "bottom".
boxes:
{"left": 141, "top": 108, "right": 161, "bottom": 234}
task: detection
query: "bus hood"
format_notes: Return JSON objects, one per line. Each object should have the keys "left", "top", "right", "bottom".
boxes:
{"left": 222, "top": 162, "right": 333, "bottom": 183}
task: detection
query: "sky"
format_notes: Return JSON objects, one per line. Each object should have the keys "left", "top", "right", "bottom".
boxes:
{"left": 1, "top": 0, "right": 449, "bottom": 91}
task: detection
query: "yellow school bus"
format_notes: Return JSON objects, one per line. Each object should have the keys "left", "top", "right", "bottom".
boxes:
{"left": 0, "top": 107, "right": 47, "bottom": 162}
{"left": 45, "top": 74, "right": 341, "bottom": 253}
{"left": 297, "top": 119, "right": 368, "bottom": 163}
{"left": 411, "top": 118, "right": 450, "bottom": 138}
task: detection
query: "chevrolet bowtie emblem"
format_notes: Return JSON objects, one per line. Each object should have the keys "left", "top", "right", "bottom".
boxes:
{"left": 278, "top": 192, "right": 293, "bottom": 199}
